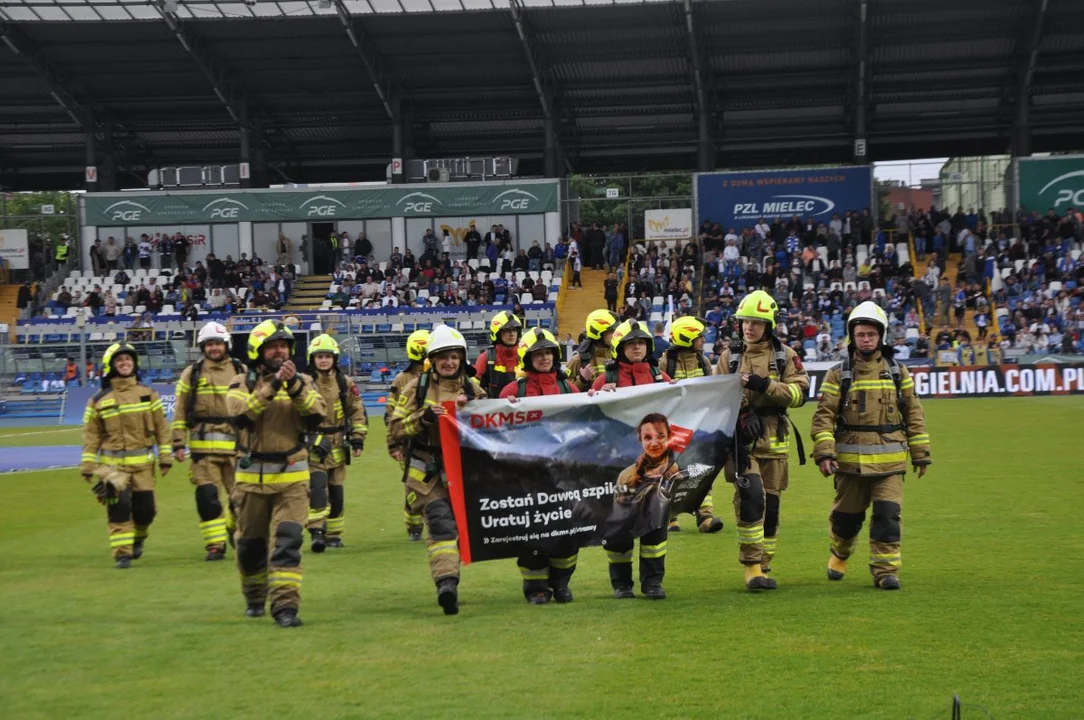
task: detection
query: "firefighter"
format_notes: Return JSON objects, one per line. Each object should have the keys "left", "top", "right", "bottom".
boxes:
{"left": 660, "top": 316, "right": 723, "bottom": 534}
{"left": 498, "top": 327, "right": 580, "bottom": 604}
{"left": 602, "top": 413, "right": 679, "bottom": 600}
{"left": 226, "top": 319, "right": 326, "bottom": 628}
{"left": 173, "top": 321, "right": 245, "bottom": 561}
{"left": 566, "top": 309, "right": 619, "bottom": 391}
{"left": 81, "top": 343, "right": 172, "bottom": 569}
{"left": 474, "top": 310, "right": 522, "bottom": 397}
{"left": 811, "top": 301, "right": 931, "bottom": 590}
{"left": 590, "top": 319, "right": 672, "bottom": 392}
{"left": 716, "top": 291, "right": 809, "bottom": 588}
{"left": 388, "top": 325, "right": 486, "bottom": 616}
{"left": 387, "top": 329, "right": 431, "bottom": 541}
{"left": 304, "top": 334, "right": 367, "bottom": 552}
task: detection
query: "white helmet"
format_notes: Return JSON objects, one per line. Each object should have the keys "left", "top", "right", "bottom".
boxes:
{"left": 426, "top": 324, "right": 467, "bottom": 357}
{"left": 847, "top": 301, "right": 889, "bottom": 340}
{"left": 197, "top": 321, "right": 231, "bottom": 349}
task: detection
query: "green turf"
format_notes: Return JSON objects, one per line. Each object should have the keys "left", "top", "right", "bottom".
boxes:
{"left": 1, "top": 398, "right": 1082, "bottom": 719}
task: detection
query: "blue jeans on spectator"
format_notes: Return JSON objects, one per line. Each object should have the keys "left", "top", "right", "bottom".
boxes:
{"left": 529, "top": 259, "right": 541, "bottom": 272}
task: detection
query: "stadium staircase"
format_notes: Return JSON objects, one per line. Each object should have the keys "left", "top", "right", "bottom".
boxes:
{"left": 1, "top": 284, "right": 21, "bottom": 339}
{"left": 558, "top": 268, "right": 608, "bottom": 339}
{"left": 911, "top": 251, "right": 986, "bottom": 340}
{"left": 283, "top": 275, "right": 331, "bottom": 311}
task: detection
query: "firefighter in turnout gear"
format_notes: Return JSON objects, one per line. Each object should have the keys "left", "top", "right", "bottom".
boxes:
{"left": 473, "top": 311, "right": 522, "bottom": 397}
{"left": 304, "top": 334, "right": 367, "bottom": 552}
{"left": 589, "top": 321, "right": 671, "bottom": 597}
{"left": 388, "top": 325, "right": 486, "bottom": 616}
{"left": 226, "top": 319, "right": 326, "bottom": 628}
{"left": 716, "top": 290, "right": 809, "bottom": 590}
{"left": 387, "top": 329, "right": 430, "bottom": 541}
{"left": 603, "top": 414, "right": 678, "bottom": 600}
{"left": 81, "top": 343, "right": 172, "bottom": 568}
{"left": 590, "top": 320, "right": 672, "bottom": 392}
{"left": 811, "top": 301, "right": 931, "bottom": 590}
{"left": 173, "top": 322, "right": 245, "bottom": 561}
{"left": 498, "top": 328, "right": 580, "bottom": 604}
{"left": 566, "top": 309, "right": 619, "bottom": 391}
{"left": 661, "top": 316, "right": 723, "bottom": 534}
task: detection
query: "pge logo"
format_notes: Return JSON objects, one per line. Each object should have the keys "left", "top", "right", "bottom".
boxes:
{"left": 300, "top": 195, "right": 347, "bottom": 217}
{"left": 104, "top": 200, "right": 152, "bottom": 222}
{"left": 1039, "top": 170, "right": 1084, "bottom": 209}
{"left": 202, "top": 197, "right": 249, "bottom": 220}
{"left": 494, "top": 188, "right": 539, "bottom": 211}
{"left": 396, "top": 191, "right": 443, "bottom": 214}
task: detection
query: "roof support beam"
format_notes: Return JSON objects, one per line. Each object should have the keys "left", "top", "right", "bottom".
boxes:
{"left": 1011, "top": 0, "right": 1049, "bottom": 157}
{"left": 681, "top": 0, "right": 713, "bottom": 171}
{"left": 853, "top": 0, "right": 870, "bottom": 164}
{"left": 509, "top": 0, "right": 568, "bottom": 176}
{"left": 331, "top": 0, "right": 394, "bottom": 120}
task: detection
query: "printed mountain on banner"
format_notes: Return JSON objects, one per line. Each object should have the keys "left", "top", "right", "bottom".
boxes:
{"left": 462, "top": 403, "right": 733, "bottom": 471}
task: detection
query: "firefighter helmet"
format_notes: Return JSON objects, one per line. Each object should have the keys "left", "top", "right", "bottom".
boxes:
{"left": 585, "top": 309, "right": 619, "bottom": 341}
{"left": 610, "top": 320, "right": 654, "bottom": 360}
{"left": 406, "top": 329, "right": 431, "bottom": 362}
{"left": 102, "top": 342, "right": 139, "bottom": 378}
{"left": 488, "top": 310, "right": 523, "bottom": 344}
{"left": 196, "top": 321, "right": 231, "bottom": 349}
{"left": 246, "top": 319, "right": 295, "bottom": 363}
{"left": 669, "top": 316, "right": 706, "bottom": 348}
{"left": 847, "top": 301, "right": 889, "bottom": 343}
{"left": 307, "top": 333, "right": 340, "bottom": 364}
{"left": 427, "top": 324, "right": 468, "bottom": 357}
{"left": 517, "top": 327, "right": 561, "bottom": 369}
{"left": 734, "top": 290, "right": 779, "bottom": 330}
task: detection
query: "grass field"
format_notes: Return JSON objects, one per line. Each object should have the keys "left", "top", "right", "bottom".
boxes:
{"left": 1, "top": 397, "right": 1082, "bottom": 719}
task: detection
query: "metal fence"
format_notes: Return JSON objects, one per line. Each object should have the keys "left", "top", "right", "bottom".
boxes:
{"left": 560, "top": 173, "right": 693, "bottom": 239}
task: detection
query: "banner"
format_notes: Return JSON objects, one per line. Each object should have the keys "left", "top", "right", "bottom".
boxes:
{"left": 62, "top": 383, "right": 176, "bottom": 425}
{"left": 0, "top": 228, "right": 29, "bottom": 269}
{"left": 84, "top": 181, "right": 559, "bottom": 226}
{"left": 439, "top": 375, "right": 744, "bottom": 564}
{"left": 644, "top": 208, "right": 693, "bottom": 240}
{"left": 1016, "top": 155, "right": 1084, "bottom": 213}
{"left": 803, "top": 363, "right": 1084, "bottom": 400}
{"left": 695, "top": 166, "right": 872, "bottom": 230}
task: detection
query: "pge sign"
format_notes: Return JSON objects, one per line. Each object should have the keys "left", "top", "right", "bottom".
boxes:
{"left": 300, "top": 195, "right": 347, "bottom": 218}
{"left": 396, "top": 192, "right": 442, "bottom": 215}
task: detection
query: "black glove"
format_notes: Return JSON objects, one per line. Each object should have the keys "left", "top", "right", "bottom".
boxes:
{"left": 350, "top": 438, "right": 365, "bottom": 452}
{"left": 311, "top": 435, "right": 333, "bottom": 461}
{"left": 737, "top": 407, "right": 764, "bottom": 445}
{"left": 745, "top": 374, "right": 770, "bottom": 393}
{"left": 91, "top": 480, "right": 118, "bottom": 506}
{"left": 422, "top": 406, "right": 438, "bottom": 425}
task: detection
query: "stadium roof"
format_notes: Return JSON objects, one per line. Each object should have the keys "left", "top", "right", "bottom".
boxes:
{"left": 1, "top": 0, "right": 1083, "bottom": 190}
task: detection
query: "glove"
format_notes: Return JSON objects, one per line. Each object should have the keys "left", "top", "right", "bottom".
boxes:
{"left": 350, "top": 438, "right": 365, "bottom": 452}
{"left": 422, "top": 406, "right": 438, "bottom": 425}
{"left": 91, "top": 480, "right": 118, "bottom": 505}
{"left": 737, "top": 407, "right": 763, "bottom": 445}
{"left": 745, "top": 374, "right": 770, "bottom": 393}
{"left": 311, "top": 435, "right": 333, "bottom": 461}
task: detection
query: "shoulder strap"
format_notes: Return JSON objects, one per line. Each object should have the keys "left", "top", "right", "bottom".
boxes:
{"left": 516, "top": 378, "right": 528, "bottom": 398}
{"left": 414, "top": 370, "right": 431, "bottom": 410}
{"left": 463, "top": 375, "right": 476, "bottom": 401}
{"left": 774, "top": 347, "right": 787, "bottom": 377}
{"left": 605, "top": 366, "right": 618, "bottom": 385}
{"left": 728, "top": 340, "right": 743, "bottom": 374}
{"left": 186, "top": 359, "right": 204, "bottom": 422}
{"left": 558, "top": 378, "right": 573, "bottom": 394}
{"left": 665, "top": 350, "right": 677, "bottom": 379}
{"left": 836, "top": 355, "right": 854, "bottom": 424}
{"left": 91, "top": 388, "right": 109, "bottom": 403}
{"left": 698, "top": 353, "right": 712, "bottom": 376}
{"left": 231, "top": 358, "right": 244, "bottom": 374}
{"left": 651, "top": 364, "right": 663, "bottom": 383}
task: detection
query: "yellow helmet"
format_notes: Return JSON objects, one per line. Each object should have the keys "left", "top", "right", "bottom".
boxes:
{"left": 734, "top": 290, "right": 778, "bottom": 329}
{"left": 307, "top": 333, "right": 340, "bottom": 365}
{"left": 488, "top": 310, "right": 523, "bottom": 344}
{"left": 517, "top": 327, "right": 561, "bottom": 369}
{"left": 102, "top": 342, "right": 139, "bottom": 377}
{"left": 585, "top": 309, "right": 619, "bottom": 341}
{"left": 405, "top": 329, "right": 430, "bottom": 362}
{"left": 670, "top": 316, "right": 706, "bottom": 348}
{"left": 246, "top": 319, "right": 295, "bottom": 363}
{"left": 610, "top": 319, "right": 654, "bottom": 360}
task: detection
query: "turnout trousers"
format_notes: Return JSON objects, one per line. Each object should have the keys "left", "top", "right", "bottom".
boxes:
{"left": 234, "top": 481, "right": 308, "bottom": 615}
{"left": 191, "top": 455, "right": 236, "bottom": 552}
{"left": 829, "top": 472, "right": 904, "bottom": 581}
{"left": 105, "top": 466, "right": 157, "bottom": 559}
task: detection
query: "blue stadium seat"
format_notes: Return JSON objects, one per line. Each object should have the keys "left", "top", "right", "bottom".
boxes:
{"left": 375, "top": 323, "right": 391, "bottom": 334}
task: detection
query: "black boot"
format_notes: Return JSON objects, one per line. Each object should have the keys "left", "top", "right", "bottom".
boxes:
{"left": 642, "top": 583, "right": 667, "bottom": 600}
{"left": 273, "top": 608, "right": 303, "bottom": 627}
{"left": 310, "top": 530, "right": 326, "bottom": 554}
{"left": 326, "top": 536, "right": 344, "bottom": 549}
{"left": 550, "top": 572, "right": 574, "bottom": 604}
{"left": 205, "top": 547, "right": 226, "bottom": 562}
{"left": 437, "top": 577, "right": 459, "bottom": 615}
{"left": 115, "top": 555, "right": 131, "bottom": 569}
{"left": 639, "top": 556, "right": 665, "bottom": 597}
{"left": 407, "top": 528, "right": 423, "bottom": 542}
{"left": 696, "top": 512, "right": 724, "bottom": 534}
{"left": 132, "top": 541, "right": 144, "bottom": 560}
{"left": 609, "top": 561, "right": 634, "bottom": 599}
{"left": 245, "top": 603, "right": 265, "bottom": 618}
{"left": 875, "top": 575, "right": 901, "bottom": 590}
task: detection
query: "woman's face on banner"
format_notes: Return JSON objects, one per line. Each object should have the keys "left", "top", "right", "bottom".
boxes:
{"left": 639, "top": 422, "right": 670, "bottom": 460}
